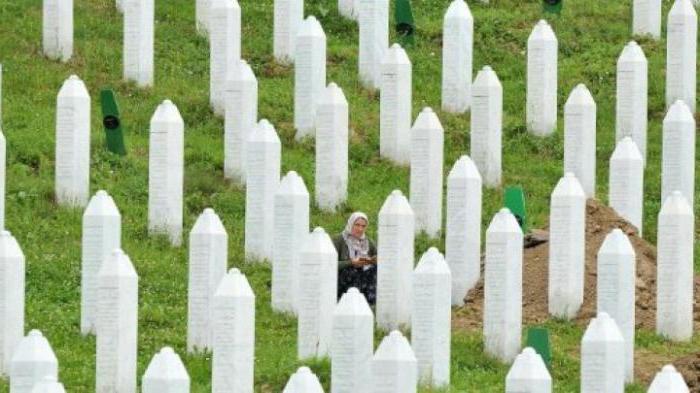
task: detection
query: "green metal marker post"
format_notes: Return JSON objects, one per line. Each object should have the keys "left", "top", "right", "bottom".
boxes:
{"left": 543, "top": 0, "right": 562, "bottom": 14}
{"left": 504, "top": 186, "right": 527, "bottom": 232}
{"left": 526, "top": 327, "right": 552, "bottom": 369}
{"left": 100, "top": 89, "right": 127, "bottom": 156}
{"left": 395, "top": 0, "right": 415, "bottom": 46}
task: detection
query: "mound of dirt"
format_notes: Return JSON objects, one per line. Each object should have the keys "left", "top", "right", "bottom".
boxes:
{"left": 675, "top": 352, "right": 700, "bottom": 392}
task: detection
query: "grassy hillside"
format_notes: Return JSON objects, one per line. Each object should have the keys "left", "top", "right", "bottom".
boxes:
{"left": 0, "top": 0, "right": 698, "bottom": 391}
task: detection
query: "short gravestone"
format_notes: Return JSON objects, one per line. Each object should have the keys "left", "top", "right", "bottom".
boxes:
{"left": 282, "top": 367, "right": 325, "bottom": 393}
{"left": 142, "top": 347, "right": 190, "bottom": 393}
{"left": 609, "top": 137, "right": 644, "bottom": 234}
{"left": 30, "top": 376, "right": 66, "bottom": 393}
{"left": 196, "top": 0, "right": 210, "bottom": 35}
{"left": 315, "top": 83, "right": 349, "bottom": 211}
{"left": 656, "top": 191, "right": 694, "bottom": 341}
{"left": 526, "top": 20, "right": 557, "bottom": 136}
{"left": 338, "top": 0, "right": 358, "bottom": 20}
{"left": 123, "top": 0, "right": 154, "bottom": 86}
{"left": 10, "top": 331, "right": 58, "bottom": 393}
{"left": 294, "top": 16, "right": 327, "bottom": 140}
{"left": 331, "top": 287, "right": 373, "bottom": 393}
{"left": 55, "top": 74, "right": 90, "bottom": 207}
{"left": 187, "top": 209, "right": 228, "bottom": 352}
{"left": 358, "top": 0, "right": 389, "bottom": 89}
{"left": 563, "top": 84, "right": 596, "bottom": 198}
{"left": 648, "top": 365, "right": 690, "bottom": 392}
{"left": 666, "top": 0, "right": 697, "bottom": 112}
{"left": 209, "top": 0, "right": 241, "bottom": 115}
{"left": 470, "top": 65, "right": 502, "bottom": 188}
{"left": 548, "top": 173, "right": 585, "bottom": 320}
{"left": 615, "top": 41, "right": 648, "bottom": 164}
{"left": 377, "top": 190, "right": 414, "bottom": 331}
{"left": 505, "top": 347, "right": 552, "bottom": 393}
{"left": 274, "top": 0, "right": 304, "bottom": 63}
{"left": 0, "top": 231, "right": 25, "bottom": 376}
{"left": 42, "top": 0, "right": 72, "bottom": 62}
{"left": 483, "top": 208, "right": 523, "bottom": 363}
{"left": 661, "top": 100, "right": 695, "bottom": 207}
{"left": 633, "top": 0, "right": 661, "bottom": 38}
{"left": 224, "top": 59, "right": 258, "bottom": 183}
{"left": 245, "top": 119, "right": 281, "bottom": 262}
{"left": 380, "top": 43, "right": 412, "bottom": 166}
{"left": 441, "top": 0, "right": 473, "bottom": 113}
{"left": 212, "top": 268, "right": 255, "bottom": 393}
{"left": 81, "top": 190, "right": 121, "bottom": 335}
{"left": 148, "top": 100, "right": 184, "bottom": 246}
{"left": 371, "top": 331, "right": 417, "bottom": 393}
{"left": 580, "top": 312, "right": 625, "bottom": 393}
{"left": 297, "top": 227, "right": 337, "bottom": 360}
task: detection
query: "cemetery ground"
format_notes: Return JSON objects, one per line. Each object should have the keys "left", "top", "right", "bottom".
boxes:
{"left": 0, "top": 0, "right": 698, "bottom": 391}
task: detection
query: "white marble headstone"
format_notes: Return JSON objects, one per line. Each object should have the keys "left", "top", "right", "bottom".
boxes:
{"left": 331, "top": 287, "right": 373, "bottom": 393}
{"left": 661, "top": 100, "right": 695, "bottom": 207}
{"left": 580, "top": 312, "right": 625, "bottom": 393}
{"left": 42, "top": 0, "right": 73, "bottom": 62}
{"left": 209, "top": 0, "right": 241, "bottom": 115}
{"left": 294, "top": 16, "right": 327, "bottom": 140}
{"left": 10, "top": 331, "right": 58, "bottom": 393}
{"left": 282, "top": 367, "right": 325, "bottom": 393}
{"left": 224, "top": 59, "right": 258, "bottom": 183}
{"left": 666, "top": 0, "right": 697, "bottom": 112}
{"left": 648, "top": 365, "right": 690, "bottom": 392}
{"left": 123, "top": 0, "right": 154, "bottom": 87}
{"left": 371, "top": 331, "right": 417, "bottom": 393}
{"left": 505, "top": 347, "right": 552, "bottom": 393}
{"left": 339, "top": 0, "right": 358, "bottom": 20}
{"left": 0, "top": 231, "right": 24, "bottom": 376}
{"left": 142, "top": 347, "right": 190, "bottom": 393}
{"left": 615, "top": 41, "right": 648, "bottom": 164}
{"left": 315, "top": 83, "right": 349, "bottom": 211}
{"left": 441, "top": 0, "right": 473, "bottom": 113}
{"left": 609, "top": 137, "right": 644, "bottom": 234}
{"left": 380, "top": 43, "right": 412, "bottom": 166}
{"left": 563, "top": 84, "right": 596, "bottom": 198}
{"left": 30, "top": 376, "right": 66, "bottom": 393}
{"left": 274, "top": 0, "right": 304, "bottom": 63}
{"left": 358, "top": 0, "right": 389, "bottom": 89}
{"left": 470, "top": 65, "right": 502, "bottom": 188}
{"left": 526, "top": 20, "right": 557, "bottom": 136}
{"left": 633, "top": 0, "right": 661, "bottom": 38}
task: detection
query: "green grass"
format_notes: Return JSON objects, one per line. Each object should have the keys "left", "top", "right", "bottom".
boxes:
{"left": 0, "top": 0, "right": 698, "bottom": 391}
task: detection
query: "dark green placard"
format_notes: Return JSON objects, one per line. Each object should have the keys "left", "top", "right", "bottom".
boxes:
{"left": 543, "top": 0, "right": 562, "bottom": 14}
{"left": 526, "top": 327, "right": 552, "bottom": 369}
{"left": 395, "top": 0, "right": 415, "bottom": 45}
{"left": 504, "top": 186, "right": 527, "bottom": 232}
{"left": 100, "top": 89, "right": 127, "bottom": 156}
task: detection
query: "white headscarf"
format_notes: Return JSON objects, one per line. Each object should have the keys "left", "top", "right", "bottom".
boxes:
{"left": 342, "top": 212, "right": 370, "bottom": 259}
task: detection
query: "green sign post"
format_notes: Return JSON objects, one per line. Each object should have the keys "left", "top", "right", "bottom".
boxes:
{"left": 543, "top": 0, "right": 562, "bottom": 14}
{"left": 504, "top": 186, "right": 527, "bottom": 232}
{"left": 526, "top": 327, "right": 552, "bottom": 369}
{"left": 395, "top": 0, "right": 415, "bottom": 45}
{"left": 100, "top": 89, "right": 127, "bottom": 156}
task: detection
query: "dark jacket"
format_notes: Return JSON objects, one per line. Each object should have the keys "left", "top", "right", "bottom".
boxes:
{"left": 332, "top": 234, "right": 377, "bottom": 270}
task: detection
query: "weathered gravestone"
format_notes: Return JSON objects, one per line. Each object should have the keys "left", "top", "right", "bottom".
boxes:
{"left": 580, "top": 312, "right": 625, "bottom": 393}
{"left": 616, "top": 41, "right": 648, "bottom": 164}
{"left": 563, "top": 84, "right": 596, "bottom": 198}
{"left": 209, "top": 0, "right": 241, "bottom": 116}
{"left": 526, "top": 20, "right": 557, "bottom": 136}
{"left": 380, "top": 43, "right": 412, "bottom": 166}
{"left": 294, "top": 16, "right": 327, "bottom": 140}
{"left": 358, "top": 0, "right": 389, "bottom": 89}
{"left": 331, "top": 287, "right": 373, "bottom": 393}
{"left": 30, "top": 376, "right": 65, "bottom": 393}
{"left": 0, "top": 231, "right": 24, "bottom": 376}
{"left": 224, "top": 59, "right": 258, "bottom": 183}
{"left": 42, "top": 0, "right": 72, "bottom": 62}
{"left": 661, "top": 100, "right": 695, "bottom": 207}
{"left": 196, "top": 0, "right": 210, "bottom": 35}
{"left": 274, "top": 0, "right": 304, "bottom": 63}
{"left": 142, "top": 347, "right": 190, "bottom": 393}
{"left": 609, "top": 137, "right": 644, "bottom": 234}
{"left": 633, "top": 0, "right": 661, "bottom": 38}
{"left": 283, "top": 367, "right": 325, "bottom": 393}
{"left": 505, "top": 347, "right": 552, "bottom": 393}
{"left": 441, "top": 0, "right": 473, "bottom": 114}
{"left": 10, "top": 331, "right": 58, "bottom": 393}
{"left": 371, "top": 331, "right": 417, "bottom": 393}
{"left": 123, "top": 0, "right": 154, "bottom": 87}
{"left": 666, "top": 0, "right": 697, "bottom": 112}
{"left": 648, "top": 365, "right": 690, "bottom": 392}
{"left": 315, "top": 83, "right": 349, "bottom": 212}
{"left": 410, "top": 108, "right": 444, "bottom": 238}
{"left": 339, "top": 0, "right": 358, "bottom": 20}
{"left": 471, "top": 65, "right": 502, "bottom": 188}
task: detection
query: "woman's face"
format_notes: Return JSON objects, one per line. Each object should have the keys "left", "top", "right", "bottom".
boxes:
{"left": 351, "top": 218, "right": 368, "bottom": 237}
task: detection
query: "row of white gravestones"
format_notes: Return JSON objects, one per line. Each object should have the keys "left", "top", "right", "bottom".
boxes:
{"left": 209, "top": 0, "right": 241, "bottom": 115}
{"left": 187, "top": 208, "right": 227, "bottom": 352}
{"left": 338, "top": 0, "right": 357, "bottom": 20}
{"left": 294, "top": 16, "right": 327, "bottom": 140}
{"left": 42, "top": 0, "right": 72, "bottom": 62}
{"left": 358, "top": 0, "right": 389, "bottom": 89}
{"left": 648, "top": 365, "right": 690, "bottom": 392}
{"left": 123, "top": 0, "right": 154, "bottom": 87}
{"left": 331, "top": 287, "right": 373, "bottom": 393}
{"left": 224, "top": 59, "right": 258, "bottom": 183}
{"left": 615, "top": 41, "right": 648, "bottom": 164}
{"left": 55, "top": 75, "right": 90, "bottom": 208}
{"left": 633, "top": 0, "right": 661, "bottom": 38}
{"left": 409, "top": 107, "right": 444, "bottom": 238}
{"left": 283, "top": 367, "right": 325, "bottom": 393}
{"left": 526, "top": 20, "right": 557, "bottom": 136}
{"left": 148, "top": 100, "right": 184, "bottom": 247}
{"left": 656, "top": 191, "right": 694, "bottom": 341}
{"left": 81, "top": 190, "right": 121, "bottom": 335}
{"left": 441, "top": 0, "right": 473, "bottom": 114}
{"left": 274, "top": 0, "right": 304, "bottom": 63}
{"left": 212, "top": 268, "right": 255, "bottom": 393}
{"left": 379, "top": 43, "right": 412, "bottom": 166}
{"left": 315, "top": 83, "right": 349, "bottom": 211}
{"left": 661, "top": 100, "right": 695, "bottom": 206}
{"left": 142, "top": 347, "right": 190, "bottom": 393}
{"left": 245, "top": 119, "right": 281, "bottom": 262}
{"left": 31, "top": 376, "right": 65, "bottom": 393}
{"left": 666, "top": 0, "right": 696, "bottom": 113}
{"left": 371, "top": 331, "right": 416, "bottom": 393}
{"left": 609, "top": 137, "right": 644, "bottom": 234}
{"left": 563, "top": 83, "right": 596, "bottom": 198}
{"left": 272, "top": 171, "right": 309, "bottom": 314}
{"left": 196, "top": 0, "right": 211, "bottom": 35}
{"left": 547, "top": 173, "right": 585, "bottom": 320}
{"left": 376, "top": 190, "right": 414, "bottom": 331}
{"left": 580, "top": 312, "right": 625, "bottom": 393}
{"left": 505, "top": 348, "right": 552, "bottom": 393}
{"left": 470, "top": 65, "right": 502, "bottom": 188}
{"left": 0, "top": 231, "right": 25, "bottom": 376}
{"left": 10, "top": 330, "right": 58, "bottom": 393}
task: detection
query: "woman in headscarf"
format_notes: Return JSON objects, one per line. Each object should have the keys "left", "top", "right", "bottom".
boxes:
{"left": 333, "top": 212, "right": 378, "bottom": 305}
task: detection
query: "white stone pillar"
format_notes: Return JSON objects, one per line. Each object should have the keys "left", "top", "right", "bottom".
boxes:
{"left": 209, "top": 0, "right": 241, "bottom": 115}
{"left": 483, "top": 208, "right": 523, "bottom": 363}
{"left": 377, "top": 190, "right": 414, "bottom": 331}
{"left": 526, "top": 20, "right": 557, "bottom": 136}
{"left": 339, "top": 0, "right": 358, "bottom": 20}
{"left": 609, "top": 137, "right": 644, "bottom": 234}
{"left": 656, "top": 191, "right": 694, "bottom": 341}
{"left": 9, "top": 331, "right": 58, "bottom": 393}
{"left": 633, "top": 0, "right": 661, "bottom": 38}
{"left": 55, "top": 74, "right": 90, "bottom": 207}
{"left": 274, "top": 0, "right": 304, "bottom": 63}
{"left": 282, "top": 367, "right": 325, "bottom": 393}
{"left": 441, "top": 0, "right": 473, "bottom": 114}
{"left": 358, "top": 0, "right": 389, "bottom": 89}
{"left": 580, "top": 312, "right": 625, "bottom": 393}
{"left": 331, "top": 287, "right": 373, "bottom": 393}
{"left": 410, "top": 108, "right": 444, "bottom": 238}
{"left": 470, "top": 65, "right": 502, "bottom": 188}
{"left": 212, "top": 268, "right": 255, "bottom": 393}
{"left": 297, "top": 227, "right": 337, "bottom": 360}
{"left": 371, "top": 331, "right": 417, "bottom": 393}
{"left": 30, "top": 376, "right": 66, "bottom": 393}
{"left": 148, "top": 100, "right": 184, "bottom": 246}
{"left": 142, "top": 347, "right": 190, "bottom": 393}
{"left": 563, "top": 83, "right": 596, "bottom": 198}
{"left": 615, "top": 41, "right": 648, "bottom": 164}
{"left": 245, "top": 119, "right": 281, "bottom": 262}
{"left": 42, "top": 0, "right": 72, "bottom": 62}
{"left": 666, "top": 0, "right": 697, "bottom": 112}
{"left": 81, "top": 190, "right": 121, "bottom": 335}
{"left": 96, "top": 249, "right": 138, "bottom": 393}
{"left": 505, "top": 347, "right": 552, "bottom": 393}
{"left": 315, "top": 83, "right": 349, "bottom": 211}
{"left": 196, "top": 0, "right": 211, "bottom": 35}
{"left": 0, "top": 231, "right": 24, "bottom": 376}
{"left": 224, "top": 59, "right": 258, "bottom": 183}
{"left": 661, "top": 100, "right": 695, "bottom": 206}
{"left": 123, "top": 0, "right": 154, "bottom": 87}
{"left": 380, "top": 43, "right": 412, "bottom": 165}
{"left": 648, "top": 365, "right": 690, "bottom": 392}
{"left": 294, "top": 16, "right": 327, "bottom": 140}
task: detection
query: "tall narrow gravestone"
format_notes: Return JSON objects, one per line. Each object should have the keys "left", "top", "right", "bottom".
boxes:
{"left": 339, "top": 0, "right": 358, "bottom": 20}
{"left": 358, "top": 0, "right": 389, "bottom": 89}
{"left": 96, "top": 249, "right": 138, "bottom": 393}
{"left": 580, "top": 312, "right": 625, "bottom": 393}
{"left": 245, "top": 120, "right": 281, "bottom": 262}
{"left": 55, "top": 75, "right": 90, "bottom": 207}
{"left": 656, "top": 191, "right": 694, "bottom": 341}
{"left": 224, "top": 59, "right": 258, "bottom": 183}
{"left": 294, "top": 16, "right": 327, "bottom": 140}
{"left": 609, "top": 138, "right": 644, "bottom": 234}
{"left": 272, "top": 171, "right": 309, "bottom": 314}
{"left": 212, "top": 268, "right": 255, "bottom": 393}
{"left": 648, "top": 365, "right": 690, "bottom": 392}
{"left": 196, "top": 0, "right": 210, "bottom": 35}
{"left": 274, "top": 0, "right": 304, "bottom": 63}
{"left": 148, "top": 100, "right": 184, "bottom": 246}
{"left": 633, "top": 0, "right": 661, "bottom": 38}
{"left": 380, "top": 44, "right": 412, "bottom": 166}
{"left": 412, "top": 248, "right": 451, "bottom": 388}
{"left": 410, "top": 108, "right": 444, "bottom": 238}
{"left": 123, "top": 0, "right": 154, "bottom": 87}
{"left": 661, "top": 101, "right": 695, "bottom": 206}
{"left": 471, "top": 66, "right": 502, "bottom": 188}
{"left": 505, "top": 348, "right": 552, "bottom": 393}
{"left": 9, "top": 331, "right": 58, "bottom": 393}
{"left": 142, "top": 347, "right": 190, "bottom": 393}
{"left": 187, "top": 209, "right": 227, "bottom": 352}
{"left": 316, "top": 83, "right": 349, "bottom": 211}
{"left": 548, "top": 173, "right": 586, "bottom": 320}
{"left": 331, "top": 287, "right": 374, "bottom": 393}
{"left": 0, "top": 231, "right": 25, "bottom": 376}
{"left": 297, "top": 228, "right": 337, "bottom": 360}
{"left": 282, "top": 367, "right": 325, "bottom": 393}
{"left": 666, "top": 0, "right": 697, "bottom": 112}
{"left": 441, "top": 0, "right": 473, "bottom": 113}
{"left": 209, "top": 0, "right": 241, "bottom": 116}
{"left": 483, "top": 208, "right": 523, "bottom": 363}
{"left": 81, "top": 190, "right": 121, "bottom": 336}
{"left": 377, "top": 190, "right": 414, "bottom": 331}
{"left": 616, "top": 41, "right": 648, "bottom": 164}
{"left": 42, "top": 0, "right": 72, "bottom": 62}
{"left": 563, "top": 84, "right": 596, "bottom": 198}
{"left": 30, "top": 376, "right": 66, "bottom": 393}
{"left": 526, "top": 20, "right": 557, "bottom": 136}
{"left": 446, "top": 155, "right": 482, "bottom": 305}
{"left": 371, "top": 331, "right": 417, "bottom": 393}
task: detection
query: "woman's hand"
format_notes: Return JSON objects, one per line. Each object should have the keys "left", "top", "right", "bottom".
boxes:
{"left": 351, "top": 258, "right": 366, "bottom": 268}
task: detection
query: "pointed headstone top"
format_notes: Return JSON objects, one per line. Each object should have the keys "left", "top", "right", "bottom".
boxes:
{"left": 58, "top": 75, "right": 89, "bottom": 98}
{"left": 0, "top": 230, "right": 24, "bottom": 258}
{"left": 383, "top": 43, "right": 411, "bottom": 65}
{"left": 215, "top": 268, "right": 255, "bottom": 298}
{"left": 228, "top": 59, "right": 256, "bottom": 83}
{"left": 379, "top": 190, "right": 414, "bottom": 216}
{"left": 151, "top": 100, "right": 184, "bottom": 126}
{"left": 598, "top": 228, "right": 635, "bottom": 256}
{"left": 660, "top": 190, "right": 693, "bottom": 216}
{"left": 582, "top": 312, "right": 625, "bottom": 342}
{"left": 191, "top": 208, "right": 226, "bottom": 235}
{"left": 278, "top": 171, "right": 309, "bottom": 196}
{"left": 374, "top": 330, "right": 417, "bottom": 361}
{"left": 648, "top": 364, "right": 690, "bottom": 392}
{"left": 619, "top": 41, "right": 646, "bottom": 63}
{"left": 448, "top": 155, "right": 482, "bottom": 181}
{"left": 414, "top": 247, "right": 450, "bottom": 274}
{"left": 552, "top": 172, "right": 586, "bottom": 197}
{"left": 445, "top": 0, "right": 472, "bottom": 19}
{"left": 250, "top": 119, "right": 281, "bottom": 144}
{"left": 84, "top": 190, "right": 120, "bottom": 217}
{"left": 283, "top": 367, "right": 324, "bottom": 393}
{"left": 611, "top": 137, "right": 643, "bottom": 161}
{"left": 302, "top": 227, "right": 337, "bottom": 254}
{"left": 99, "top": 249, "right": 138, "bottom": 278}
{"left": 487, "top": 208, "right": 522, "bottom": 234}
{"left": 321, "top": 83, "right": 348, "bottom": 106}
{"left": 143, "top": 347, "right": 190, "bottom": 382}
{"left": 473, "top": 66, "right": 501, "bottom": 87}
{"left": 506, "top": 347, "right": 551, "bottom": 381}
{"left": 665, "top": 100, "right": 695, "bottom": 123}
{"left": 11, "top": 330, "right": 58, "bottom": 364}
{"left": 412, "top": 107, "right": 443, "bottom": 131}
{"left": 670, "top": 0, "right": 697, "bottom": 16}
{"left": 335, "top": 287, "right": 373, "bottom": 316}
{"left": 529, "top": 19, "right": 556, "bottom": 41}
{"left": 565, "top": 84, "right": 595, "bottom": 106}
{"left": 299, "top": 16, "right": 326, "bottom": 38}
